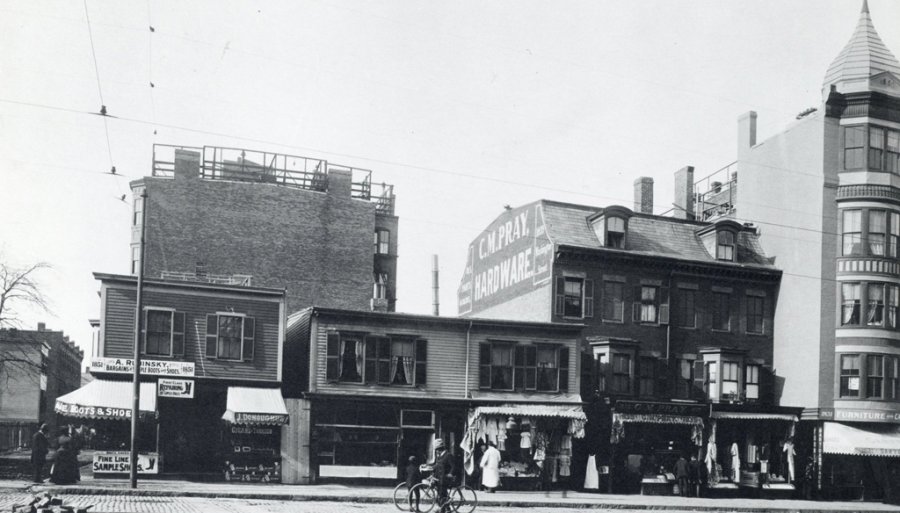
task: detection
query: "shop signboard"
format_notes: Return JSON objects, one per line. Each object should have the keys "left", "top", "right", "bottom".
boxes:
{"left": 92, "top": 452, "right": 160, "bottom": 474}
{"left": 157, "top": 378, "right": 194, "bottom": 399}
{"left": 234, "top": 412, "right": 289, "bottom": 425}
{"left": 819, "top": 408, "right": 900, "bottom": 423}
{"left": 91, "top": 357, "right": 195, "bottom": 377}
{"left": 54, "top": 402, "right": 134, "bottom": 419}
{"left": 457, "top": 202, "right": 553, "bottom": 315}
{"left": 615, "top": 400, "right": 710, "bottom": 417}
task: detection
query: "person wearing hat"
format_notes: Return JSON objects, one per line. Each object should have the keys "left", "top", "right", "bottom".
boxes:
{"left": 31, "top": 423, "right": 49, "bottom": 483}
{"left": 432, "top": 438, "right": 455, "bottom": 512}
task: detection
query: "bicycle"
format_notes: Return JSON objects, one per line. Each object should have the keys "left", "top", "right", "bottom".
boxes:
{"left": 408, "top": 475, "right": 478, "bottom": 513}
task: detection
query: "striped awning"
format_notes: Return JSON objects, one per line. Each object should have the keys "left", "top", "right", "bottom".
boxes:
{"left": 711, "top": 411, "right": 798, "bottom": 422}
{"left": 55, "top": 379, "right": 157, "bottom": 420}
{"left": 222, "top": 387, "right": 289, "bottom": 425}
{"left": 823, "top": 422, "right": 900, "bottom": 457}
{"left": 472, "top": 404, "right": 586, "bottom": 421}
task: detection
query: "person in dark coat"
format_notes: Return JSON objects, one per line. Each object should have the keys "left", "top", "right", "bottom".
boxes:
{"left": 406, "top": 455, "right": 422, "bottom": 512}
{"left": 50, "top": 440, "right": 79, "bottom": 485}
{"left": 30, "top": 423, "right": 49, "bottom": 483}
{"left": 432, "top": 439, "right": 455, "bottom": 513}
{"left": 674, "top": 454, "right": 690, "bottom": 497}
{"left": 688, "top": 454, "right": 702, "bottom": 497}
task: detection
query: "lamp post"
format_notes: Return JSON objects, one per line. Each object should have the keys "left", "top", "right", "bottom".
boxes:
{"left": 130, "top": 189, "right": 148, "bottom": 489}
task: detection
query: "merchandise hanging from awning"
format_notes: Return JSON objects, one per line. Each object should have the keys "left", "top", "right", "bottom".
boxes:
{"left": 471, "top": 404, "right": 587, "bottom": 421}
{"left": 710, "top": 411, "right": 799, "bottom": 422}
{"left": 55, "top": 379, "right": 157, "bottom": 420}
{"left": 611, "top": 412, "right": 704, "bottom": 446}
{"left": 823, "top": 421, "right": 900, "bottom": 457}
{"left": 222, "top": 387, "right": 289, "bottom": 425}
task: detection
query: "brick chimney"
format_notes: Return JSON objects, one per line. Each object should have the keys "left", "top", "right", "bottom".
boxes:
{"left": 37, "top": 322, "right": 46, "bottom": 331}
{"left": 738, "top": 111, "right": 757, "bottom": 161}
{"left": 673, "top": 166, "right": 695, "bottom": 220}
{"left": 633, "top": 177, "right": 654, "bottom": 214}
{"left": 327, "top": 169, "right": 353, "bottom": 200}
{"left": 174, "top": 149, "right": 201, "bottom": 181}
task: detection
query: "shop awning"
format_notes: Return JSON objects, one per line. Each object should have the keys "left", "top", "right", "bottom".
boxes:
{"left": 55, "top": 379, "right": 157, "bottom": 420}
{"left": 222, "top": 387, "right": 289, "bottom": 425}
{"left": 711, "top": 411, "right": 798, "bottom": 422}
{"left": 612, "top": 413, "right": 704, "bottom": 446}
{"left": 823, "top": 422, "right": 900, "bottom": 457}
{"left": 472, "top": 404, "right": 586, "bottom": 421}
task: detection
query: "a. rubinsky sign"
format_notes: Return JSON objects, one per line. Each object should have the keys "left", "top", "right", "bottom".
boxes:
{"left": 458, "top": 202, "right": 552, "bottom": 315}
{"left": 91, "top": 357, "right": 195, "bottom": 377}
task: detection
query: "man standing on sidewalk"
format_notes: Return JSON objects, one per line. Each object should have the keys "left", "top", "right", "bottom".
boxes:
{"left": 30, "top": 423, "right": 49, "bottom": 483}
{"left": 674, "top": 454, "right": 689, "bottom": 497}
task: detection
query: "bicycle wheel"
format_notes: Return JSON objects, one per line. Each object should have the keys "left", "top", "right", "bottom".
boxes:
{"left": 409, "top": 482, "right": 437, "bottom": 513}
{"left": 393, "top": 482, "right": 410, "bottom": 511}
{"left": 449, "top": 485, "right": 477, "bottom": 513}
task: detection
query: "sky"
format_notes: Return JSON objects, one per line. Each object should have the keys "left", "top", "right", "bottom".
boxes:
{"left": 2, "top": 0, "right": 899, "bottom": 367}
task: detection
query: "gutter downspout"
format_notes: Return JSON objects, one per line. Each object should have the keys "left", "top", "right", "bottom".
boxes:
{"left": 464, "top": 321, "right": 473, "bottom": 399}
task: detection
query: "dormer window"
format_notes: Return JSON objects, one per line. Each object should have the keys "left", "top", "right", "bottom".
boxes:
{"left": 716, "top": 231, "right": 735, "bottom": 261}
{"left": 607, "top": 217, "right": 625, "bottom": 248}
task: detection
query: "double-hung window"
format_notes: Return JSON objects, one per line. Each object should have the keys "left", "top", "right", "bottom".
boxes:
{"left": 326, "top": 333, "right": 428, "bottom": 386}
{"left": 638, "top": 357, "right": 655, "bottom": 396}
{"left": 602, "top": 280, "right": 624, "bottom": 322}
{"left": 866, "top": 355, "right": 884, "bottom": 398}
{"left": 841, "top": 283, "right": 861, "bottom": 326}
{"left": 205, "top": 313, "right": 255, "bottom": 361}
{"left": 721, "top": 362, "right": 740, "bottom": 397}
{"left": 556, "top": 277, "right": 593, "bottom": 318}
{"left": 676, "top": 288, "right": 696, "bottom": 328}
{"left": 373, "top": 273, "right": 388, "bottom": 300}
{"left": 606, "top": 217, "right": 625, "bottom": 248}
{"left": 637, "top": 286, "right": 658, "bottom": 323}
{"left": 706, "top": 362, "right": 717, "bottom": 400}
{"left": 840, "top": 354, "right": 860, "bottom": 397}
{"left": 479, "top": 343, "right": 514, "bottom": 391}
{"left": 746, "top": 295, "right": 765, "bottom": 334}
{"left": 611, "top": 354, "right": 632, "bottom": 394}
{"left": 868, "top": 284, "right": 886, "bottom": 326}
{"left": 674, "top": 358, "right": 693, "bottom": 399}
{"left": 842, "top": 210, "right": 862, "bottom": 256}
{"left": 712, "top": 292, "right": 731, "bottom": 331}
{"left": 142, "top": 308, "right": 185, "bottom": 357}
{"left": 374, "top": 229, "right": 390, "bottom": 255}
{"left": 869, "top": 211, "right": 887, "bottom": 256}
{"left": 866, "top": 126, "right": 900, "bottom": 173}
{"left": 535, "top": 345, "right": 560, "bottom": 392}
{"left": 887, "top": 356, "right": 899, "bottom": 400}
{"left": 744, "top": 364, "right": 760, "bottom": 400}
{"left": 844, "top": 126, "right": 866, "bottom": 170}
{"left": 716, "top": 231, "right": 735, "bottom": 261}
{"left": 888, "top": 129, "right": 900, "bottom": 174}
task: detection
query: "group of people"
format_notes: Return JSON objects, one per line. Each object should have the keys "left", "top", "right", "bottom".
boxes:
{"left": 30, "top": 423, "right": 82, "bottom": 485}
{"left": 673, "top": 454, "right": 705, "bottom": 497}
{"left": 403, "top": 439, "right": 503, "bottom": 513}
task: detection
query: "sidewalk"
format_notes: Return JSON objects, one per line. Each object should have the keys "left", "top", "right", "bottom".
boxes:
{"left": 2, "top": 478, "right": 900, "bottom": 512}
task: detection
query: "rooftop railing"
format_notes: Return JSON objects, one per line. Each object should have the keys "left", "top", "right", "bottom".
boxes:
{"left": 694, "top": 161, "right": 738, "bottom": 221}
{"left": 160, "top": 270, "right": 253, "bottom": 287}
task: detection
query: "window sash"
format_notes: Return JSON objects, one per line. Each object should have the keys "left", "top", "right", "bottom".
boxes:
{"left": 375, "top": 230, "right": 390, "bottom": 254}
{"left": 640, "top": 286, "right": 658, "bottom": 323}
{"left": 842, "top": 283, "right": 861, "bottom": 326}
{"left": 563, "top": 278, "right": 584, "bottom": 317}
{"left": 845, "top": 126, "right": 866, "bottom": 170}
{"left": 144, "top": 310, "right": 173, "bottom": 356}
{"left": 842, "top": 210, "right": 862, "bottom": 256}
{"left": 611, "top": 354, "right": 631, "bottom": 394}
{"left": 677, "top": 289, "right": 696, "bottom": 328}
{"left": 602, "top": 281, "right": 624, "bottom": 322}
{"left": 840, "top": 354, "right": 860, "bottom": 397}
{"left": 716, "top": 231, "right": 735, "bottom": 261}
{"left": 747, "top": 296, "right": 764, "bottom": 334}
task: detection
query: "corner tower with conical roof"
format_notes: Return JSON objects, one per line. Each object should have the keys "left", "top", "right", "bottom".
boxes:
{"left": 695, "top": 1, "right": 900, "bottom": 499}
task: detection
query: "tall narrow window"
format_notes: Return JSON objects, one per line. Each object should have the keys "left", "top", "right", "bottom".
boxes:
{"left": 339, "top": 339, "right": 362, "bottom": 382}
{"left": 676, "top": 288, "right": 696, "bottom": 328}
{"left": 746, "top": 295, "right": 765, "bottom": 334}
{"left": 706, "top": 362, "right": 717, "bottom": 400}
{"left": 374, "top": 229, "right": 390, "bottom": 255}
{"left": 674, "top": 359, "right": 693, "bottom": 399}
{"left": 536, "top": 346, "right": 559, "bottom": 392}
{"left": 563, "top": 278, "right": 584, "bottom": 318}
{"left": 887, "top": 356, "right": 899, "bottom": 400}
{"left": 869, "top": 210, "right": 886, "bottom": 255}
{"left": 145, "top": 310, "right": 173, "bottom": 356}
{"left": 131, "top": 246, "right": 141, "bottom": 275}
{"left": 840, "top": 354, "right": 860, "bottom": 397}
{"left": 606, "top": 217, "right": 625, "bottom": 248}
{"left": 611, "top": 354, "right": 632, "bottom": 394}
{"left": 712, "top": 292, "right": 730, "bottom": 331}
{"left": 867, "top": 355, "right": 884, "bottom": 398}
{"left": 638, "top": 357, "right": 655, "bottom": 396}
{"left": 867, "top": 284, "right": 885, "bottom": 326}
{"left": 390, "top": 339, "right": 415, "bottom": 385}
{"left": 133, "top": 194, "right": 144, "bottom": 227}
{"left": 745, "top": 364, "right": 760, "bottom": 400}
{"left": 721, "top": 362, "right": 740, "bottom": 397}
{"left": 595, "top": 353, "right": 608, "bottom": 393}
{"left": 490, "top": 344, "right": 514, "bottom": 391}
{"left": 639, "top": 286, "right": 658, "bottom": 323}
{"left": 602, "top": 281, "right": 624, "bottom": 322}
{"left": 373, "top": 273, "right": 388, "bottom": 300}
{"left": 870, "top": 127, "right": 885, "bottom": 170}
{"left": 716, "top": 231, "right": 735, "bottom": 261}
{"left": 841, "top": 283, "right": 861, "bottom": 326}
{"left": 887, "top": 129, "right": 900, "bottom": 174}
{"left": 890, "top": 285, "right": 900, "bottom": 329}
{"left": 842, "top": 210, "right": 862, "bottom": 256}
{"left": 844, "top": 126, "right": 866, "bottom": 170}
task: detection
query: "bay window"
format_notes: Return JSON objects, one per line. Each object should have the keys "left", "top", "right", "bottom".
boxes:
{"left": 842, "top": 210, "right": 862, "bottom": 256}
{"left": 841, "top": 283, "right": 861, "bottom": 326}
{"left": 868, "top": 284, "right": 885, "bottom": 326}
{"left": 844, "top": 125, "right": 900, "bottom": 172}
{"left": 721, "top": 362, "right": 740, "bottom": 398}
{"left": 840, "top": 354, "right": 860, "bottom": 397}
{"left": 611, "top": 354, "right": 632, "bottom": 394}
{"left": 844, "top": 126, "right": 866, "bottom": 169}
{"left": 869, "top": 210, "right": 886, "bottom": 255}
{"left": 867, "top": 355, "right": 884, "bottom": 398}
{"left": 745, "top": 364, "right": 760, "bottom": 400}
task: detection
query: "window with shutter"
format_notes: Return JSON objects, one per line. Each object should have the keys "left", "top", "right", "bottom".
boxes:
{"left": 326, "top": 332, "right": 340, "bottom": 381}
{"left": 692, "top": 360, "right": 706, "bottom": 399}
{"left": 559, "top": 347, "right": 570, "bottom": 392}
{"left": 514, "top": 345, "right": 525, "bottom": 390}
{"left": 144, "top": 308, "right": 175, "bottom": 357}
{"left": 173, "top": 312, "right": 185, "bottom": 356}
{"left": 535, "top": 345, "right": 558, "bottom": 391}
{"left": 414, "top": 339, "right": 427, "bottom": 386}
{"left": 554, "top": 277, "right": 565, "bottom": 316}
{"left": 584, "top": 280, "right": 595, "bottom": 318}
{"left": 205, "top": 314, "right": 218, "bottom": 358}
{"left": 241, "top": 317, "right": 255, "bottom": 361}
{"left": 525, "top": 345, "right": 537, "bottom": 390}
{"left": 478, "top": 343, "right": 491, "bottom": 389}
{"left": 364, "top": 338, "right": 377, "bottom": 384}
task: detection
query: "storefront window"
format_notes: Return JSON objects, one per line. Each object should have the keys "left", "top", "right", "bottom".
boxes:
{"left": 840, "top": 355, "right": 860, "bottom": 397}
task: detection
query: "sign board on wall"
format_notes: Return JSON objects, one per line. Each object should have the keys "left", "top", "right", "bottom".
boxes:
{"left": 91, "top": 357, "right": 195, "bottom": 377}
{"left": 92, "top": 452, "right": 160, "bottom": 474}
{"left": 819, "top": 408, "right": 900, "bottom": 423}
{"left": 457, "top": 202, "right": 552, "bottom": 315}
{"left": 157, "top": 378, "right": 194, "bottom": 399}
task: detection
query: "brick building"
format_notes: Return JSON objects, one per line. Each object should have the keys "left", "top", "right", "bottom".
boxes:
{"left": 697, "top": 1, "right": 900, "bottom": 501}
{"left": 0, "top": 323, "right": 83, "bottom": 450}
{"left": 456, "top": 179, "right": 792, "bottom": 495}
{"left": 131, "top": 145, "right": 398, "bottom": 314}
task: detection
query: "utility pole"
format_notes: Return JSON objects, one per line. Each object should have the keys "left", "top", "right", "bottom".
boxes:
{"left": 130, "top": 189, "right": 148, "bottom": 489}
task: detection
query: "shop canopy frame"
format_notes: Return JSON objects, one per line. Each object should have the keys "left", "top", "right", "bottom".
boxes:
{"left": 54, "top": 379, "right": 157, "bottom": 420}
{"left": 221, "top": 387, "right": 289, "bottom": 426}
{"left": 710, "top": 411, "right": 798, "bottom": 422}
{"left": 611, "top": 412, "right": 704, "bottom": 446}
{"left": 823, "top": 421, "right": 900, "bottom": 457}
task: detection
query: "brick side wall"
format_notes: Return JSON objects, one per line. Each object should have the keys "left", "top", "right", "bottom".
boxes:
{"left": 101, "top": 283, "right": 282, "bottom": 382}
{"left": 138, "top": 177, "right": 377, "bottom": 314}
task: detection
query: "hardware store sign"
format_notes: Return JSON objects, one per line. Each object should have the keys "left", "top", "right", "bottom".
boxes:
{"left": 91, "top": 357, "right": 195, "bottom": 377}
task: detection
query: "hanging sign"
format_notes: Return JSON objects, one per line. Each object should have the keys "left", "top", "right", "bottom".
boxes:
{"left": 157, "top": 378, "right": 194, "bottom": 399}
{"left": 91, "top": 357, "right": 195, "bottom": 377}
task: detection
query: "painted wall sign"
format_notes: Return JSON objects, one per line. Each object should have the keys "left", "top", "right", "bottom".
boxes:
{"left": 92, "top": 452, "right": 160, "bottom": 474}
{"left": 157, "top": 378, "right": 194, "bottom": 399}
{"left": 458, "top": 202, "right": 552, "bottom": 314}
{"left": 91, "top": 357, "right": 195, "bottom": 377}
{"left": 820, "top": 408, "right": 900, "bottom": 423}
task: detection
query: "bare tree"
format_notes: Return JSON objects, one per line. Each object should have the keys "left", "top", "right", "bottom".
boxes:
{"left": 0, "top": 259, "right": 52, "bottom": 383}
